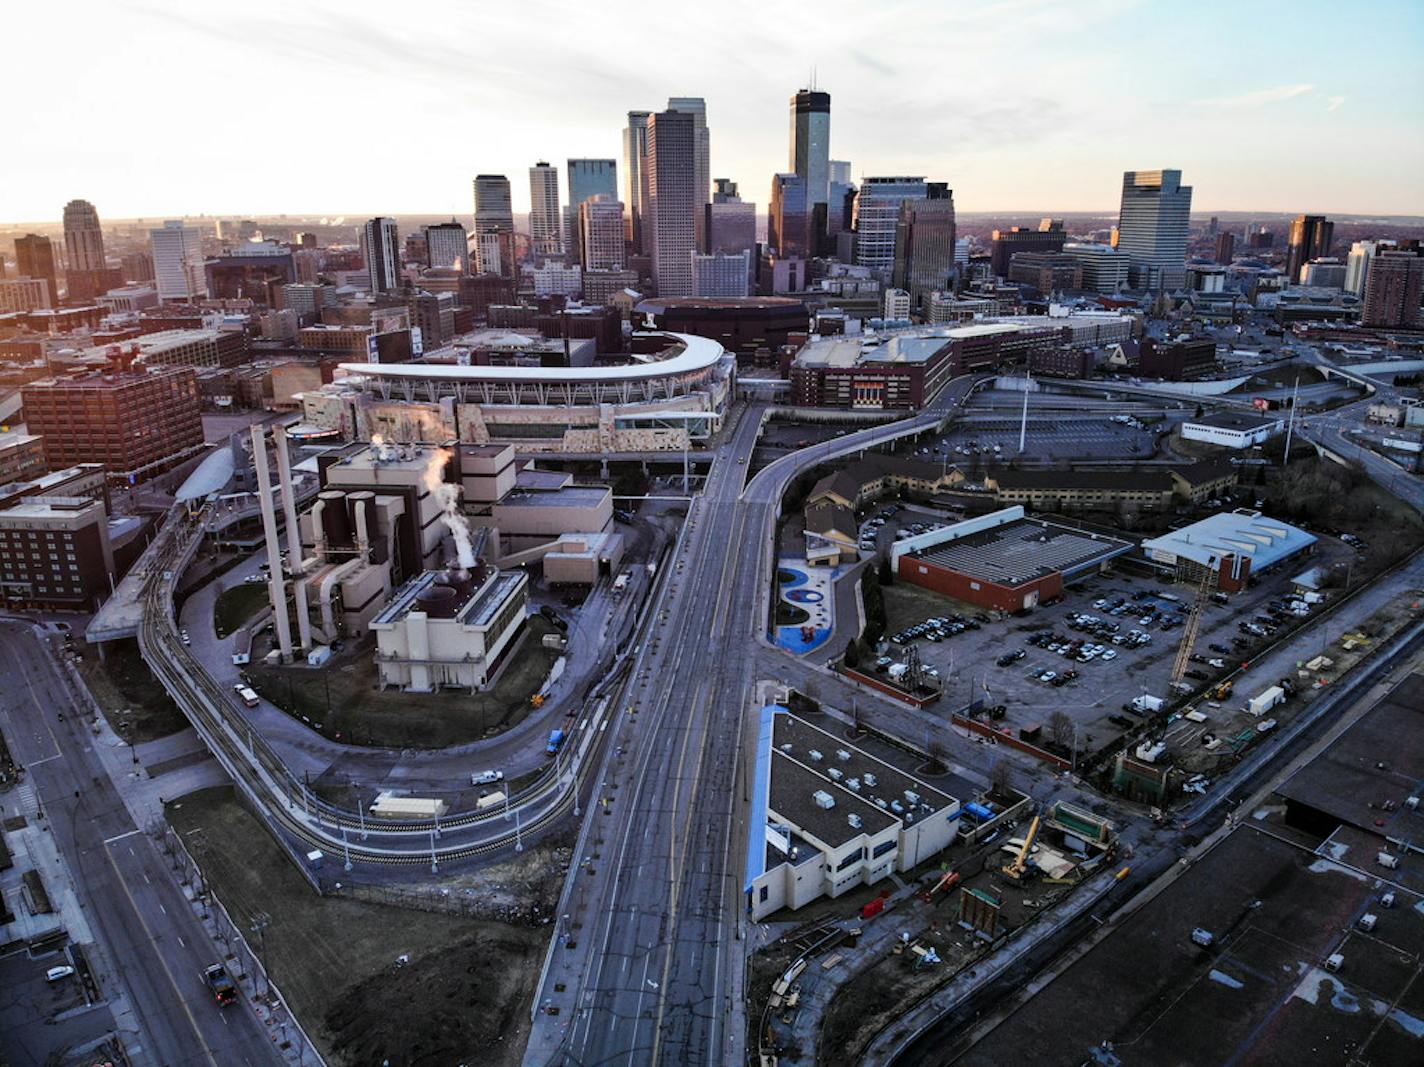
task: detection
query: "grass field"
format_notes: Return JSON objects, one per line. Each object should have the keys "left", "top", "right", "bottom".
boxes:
{"left": 166, "top": 787, "right": 545, "bottom": 1067}
{"left": 213, "top": 582, "right": 268, "bottom": 638}
{"left": 247, "top": 616, "right": 561, "bottom": 748}
{"left": 76, "top": 638, "right": 188, "bottom": 742}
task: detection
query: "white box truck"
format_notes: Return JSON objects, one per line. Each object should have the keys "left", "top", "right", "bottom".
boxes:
{"left": 1246, "top": 686, "right": 1285, "bottom": 717}
{"left": 1126, "top": 694, "right": 1164, "bottom": 715}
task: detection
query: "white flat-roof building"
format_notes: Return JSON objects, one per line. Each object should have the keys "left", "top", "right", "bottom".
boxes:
{"left": 1141, "top": 508, "right": 1316, "bottom": 592}
{"left": 370, "top": 565, "right": 528, "bottom": 692}
{"left": 745, "top": 707, "right": 960, "bottom": 921}
{"left": 1181, "top": 411, "right": 1284, "bottom": 450}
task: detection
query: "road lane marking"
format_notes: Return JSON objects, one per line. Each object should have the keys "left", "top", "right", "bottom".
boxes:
{"left": 101, "top": 840, "right": 220, "bottom": 1067}
{"left": 103, "top": 829, "right": 141, "bottom": 845}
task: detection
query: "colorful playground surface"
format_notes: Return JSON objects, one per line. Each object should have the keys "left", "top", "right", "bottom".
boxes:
{"left": 773, "top": 562, "right": 840, "bottom": 654}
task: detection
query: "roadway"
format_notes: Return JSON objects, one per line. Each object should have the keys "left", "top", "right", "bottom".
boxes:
{"left": 0, "top": 622, "right": 281, "bottom": 1067}
{"left": 528, "top": 376, "right": 982, "bottom": 1066}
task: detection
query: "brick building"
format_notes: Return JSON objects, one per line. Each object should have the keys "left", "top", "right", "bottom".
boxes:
{"left": 21, "top": 369, "right": 204, "bottom": 480}
{"left": 0, "top": 497, "right": 114, "bottom": 610}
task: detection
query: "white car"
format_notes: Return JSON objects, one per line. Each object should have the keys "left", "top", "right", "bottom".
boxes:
{"left": 46, "top": 966, "right": 75, "bottom": 982}
{"left": 1040, "top": 671, "right": 1057, "bottom": 683}
{"left": 1101, "top": 650, "right": 1117, "bottom": 661}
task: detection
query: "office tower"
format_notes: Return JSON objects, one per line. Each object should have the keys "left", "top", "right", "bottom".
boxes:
{"left": 149, "top": 220, "right": 208, "bottom": 302}
{"left": 1061, "top": 243, "right": 1130, "bottom": 293}
{"left": 1345, "top": 239, "right": 1394, "bottom": 296}
{"left": 566, "top": 159, "right": 618, "bottom": 262}
{"left": 827, "top": 179, "right": 856, "bottom": 250}
{"left": 473, "top": 174, "right": 515, "bottom": 277}
{"left": 692, "top": 250, "right": 752, "bottom": 298}
{"left": 1116, "top": 169, "right": 1192, "bottom": 290}
{"left": 528, "top": 161, "right": 563, "bottom": 256}
{"left": 829, "top": 160, "right": 853, "bottom": 186}
{"left": 645, "top": 109, "right": 698, "bottom": 297}
{"left": 424, "top": 220, "right": 469, "bottom": 273}
{"left": 14, "top": 234, "right": 58, "bottom": 306}
{"left": 1361, "top": 251, "right": 1424, "bottom": 328}
{"left": 121, "top": 251, "right": 155, "bottom": 283}
{"left": 0, "top": 278, "right": 54, "bottom": 312}
{"left": 666, "top": 97, "right": 710, "bottom": 246}
{"left": 296, "top": 232, "right": 318, "bottom": 249}
{"left": 360, "top": 217, "right": 399, "bottom": 293}
{"left": 1285, "top": 215, "right": 1334, "bottom": 283}
{"left": 1208, "top": 216, "right": 1219, "bottom": 236}
{"left": 883, "top": 288, "right": 911, "bottom": 320}
{"left": 1215, "top": 232, "right": 1236, "bottom": 265}
{"left": 63, "top": 200, "right": 106, "bottom": 272}
{"left": 892, "top": 183, "right": 956, "bottom": 309}
{"left": 712, "top": 178, "right": 738, "bottom": 202}
{"left": 1301, "top": 259, "right": 1347, "bottom": 289}
{"left": 623, "top": 111, "right": 651, "bottom": 254}
{"left": 790, "top": 89, "right": 831, "bottom": 245}
{"left": 848, "top": 176, "right": 928, "bottom": 272}
{"left": 707, "top": 197, "right": 756, "bottom": 255}
{"left": 22, "top": 367, "right": 203, "bottom": 479}
{"left": 852, "top": 177, "right": 928, "bottom": 273}
{"left": 579, "top": 197, "right": 626, "bottom": 270}
{"left": 769, "top": 173, "right": 812, "bottom": 258}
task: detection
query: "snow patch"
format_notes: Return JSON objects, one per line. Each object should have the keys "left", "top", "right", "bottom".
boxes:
{"left": 1209, "top": 969, "right": 1244, "bottom": 989}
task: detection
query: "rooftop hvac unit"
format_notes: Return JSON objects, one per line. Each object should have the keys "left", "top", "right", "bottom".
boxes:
{"left": 864, "top": 773, "right": 879, "bottom": 787}
{"left": 780, "top": 743, "right": 793, "bottom": 753}
{"left": 891, "top": 800, "right": 905, "bottom": 814}
{"left": 809, "top": 749, "right": 823, "bottom": 762}
{"left": 905, "top": 811, "right": 915, "bottom": 824}
{"left": 1408, "top": 796, "right": 1419, "bottom": 810}
{"left": 1378, "top": 852, "right": 1399, "bottom": 869}
{"left": 1358, "top": 913, "right": 1378, "bottom": 932}
{"left": 828, "top": 768, "right": 844, "bottom": 781}
{"left": 847, "top": 778, "right": 862, "bottom": 791}
{"left": 875, "top": 798, "right": 888, "bottom": 809}
{"left": 836, "top": 749, "right": 852, "bottom": 762}
{"left": 812, "top": 790, "right": 835, "bottom": 810}
{"left": 1381, "top": 892, "right": 1397, "bottom": 909}
{"left": 905, "top": 790, "right": 921, "bottom": 805}
{"left": 1325, "top": 953, "right": 1344, "bottom": 973}
{"left": 848, "top": 813, "right": 863, "bottom": 829}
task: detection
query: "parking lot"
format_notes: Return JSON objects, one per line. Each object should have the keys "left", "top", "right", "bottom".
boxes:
{"left": 877, "top": 562, "right": 1334, "bottom": 757}
{"left": 907, "top": 415, "right": 1175, "bottom": 466}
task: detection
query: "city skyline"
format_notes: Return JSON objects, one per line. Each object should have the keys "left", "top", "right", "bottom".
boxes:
{"left": 6, "top": 0, "right": 1422, "bottom": 222}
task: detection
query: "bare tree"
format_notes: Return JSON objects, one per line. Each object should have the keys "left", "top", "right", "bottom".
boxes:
{"left": 1048, "top": 710, "right": 1075, "bottom": 751}
{"left": 989, "top": 759, "right": 1013, "bottom": 797}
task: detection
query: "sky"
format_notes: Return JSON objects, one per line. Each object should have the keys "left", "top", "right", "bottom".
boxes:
{"left": 6, "top": 0, "right": 1423, "bottom": 223}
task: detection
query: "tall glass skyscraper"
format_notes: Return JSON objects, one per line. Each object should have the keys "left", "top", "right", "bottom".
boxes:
{"left": 473, "top": 175, "right": 514, "bottom": 277}
{"left": 1116, "top": 169, "right": 1192, "bottom": 290}
{"left": 666, "top": 97, "right": 710, "bottom": 248}
{"left": 360, "top": 216, "right": 399, "bottom": 293}
{"left": 565, "top": 159, "right": 618, "bottom": 262}
{"left": 528, "top": 162, "right": 563, "bottom": 256}
{"left": 645, "top": 109, "right": 698, "bottom": 297}
{"left": 623, "top": 112, "right": 650, "bottom": 255}
{"left": 790, "top": 89, "right": 831, "bottom": 238}
{"left": 854, "top": 177, "right": 927, "bottom": 274}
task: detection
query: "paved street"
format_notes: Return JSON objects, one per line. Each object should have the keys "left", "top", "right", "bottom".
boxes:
{"left": 0, "top": 623, "right": 282, "bottom": 1067}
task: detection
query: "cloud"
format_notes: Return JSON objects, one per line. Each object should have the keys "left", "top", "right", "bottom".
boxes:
{"left": 1195, "top": 84, "right": 1315, "bottom": 110}
{"left": 1326, "top": 95, "right": 1346, "bottom": 112}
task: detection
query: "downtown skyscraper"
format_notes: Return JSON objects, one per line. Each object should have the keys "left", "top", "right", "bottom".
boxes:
{"left": 1285, "top": 214, "right": 1334, "bottom": 284}
{"left": 645, "top": 109, "right": 698, "bottom": 297}
{"left": 854, "top": 177, "right": 928, "bottom": 274}
{"left": 666, "top": 97, "right": 710, "bottom": 248}
{"left": 148, "top": 220, "right": 207, "bottom": 302}
{"left": 14, "top": 233, "right": 58, "bottom": 305}
{"left": 892, "top": 183, "right": 957, "bottom": 309}
{"left": 790, "top": 89, "right": 830, "bottom": 249}
{"left": 1115, "top": 169, "right": 1192, "bottom": 290}
{"left": 473, "top": 174, "right": 515, "bottom": 277}
{"left": 528, "top": 162, "right": 563, "bottom": 257}
{"left": 360, "top": 216, "right": 399, "bottom": 293}
{"left": 623, "top": 111, "right": 650, "bottom": 255}
{"left": 566, "top": 159, "right": 618, "bottom": 264}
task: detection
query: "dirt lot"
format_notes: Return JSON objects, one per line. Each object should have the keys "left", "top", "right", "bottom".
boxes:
{"left": 166, "top": 787, "right": 549, "bottom": 1067}
{"left": 246, "top": 616, "right": 561, "bottom": 748}
{"left": 74, "top": 637, "right": 188, "bottom": 742}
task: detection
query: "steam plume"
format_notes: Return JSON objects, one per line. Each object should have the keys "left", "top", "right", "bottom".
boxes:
{"left": 422, "top": 448, "right": 475, "bottom": 573}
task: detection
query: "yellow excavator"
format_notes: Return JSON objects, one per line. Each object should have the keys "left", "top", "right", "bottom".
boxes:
{"left": 1000, "top": 807, "right": 1042, "bottom": 883}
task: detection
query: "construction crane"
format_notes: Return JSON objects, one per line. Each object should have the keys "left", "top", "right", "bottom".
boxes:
{"left": 1001, "top": 806, "right": 1042, "bottom": 883}
{"left": 1169, "top": 571, "right": 1214, "bottom": 689}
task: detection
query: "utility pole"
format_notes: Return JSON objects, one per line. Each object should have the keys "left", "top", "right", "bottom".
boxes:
{"left": 249, "top": 912, "right": 270, "bottom": 997}
{"left": 1282, "top": 373, "right": 1301, "bottom": 465}
{"left": 1018, "top": 370, "right": 1032, "bottom": 454}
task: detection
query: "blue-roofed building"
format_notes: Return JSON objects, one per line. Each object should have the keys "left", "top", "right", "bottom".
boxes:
{"left": 1140, "top": 509, "right": 1317, "bottom": 592}
{"left": 745, "top": 705, "right": 960, "bottom": 921}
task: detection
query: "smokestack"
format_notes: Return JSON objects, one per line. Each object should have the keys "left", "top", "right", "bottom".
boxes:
{"left": 422, "top": 447, "right": 476, "bottom": 573}
{"left": 250, "top": 426, "right": 294, "bottom": 663}
{"left": 273, "top": 425, "right": 304, "bottom": 576}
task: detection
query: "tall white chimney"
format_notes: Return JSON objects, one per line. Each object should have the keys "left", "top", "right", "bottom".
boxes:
{"left": 251, "top": 426, "right": 294, "bottom": 662}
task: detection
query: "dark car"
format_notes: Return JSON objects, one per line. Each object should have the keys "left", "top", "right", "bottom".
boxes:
{"left": 1209, "top": 643, "right": 1230, "bottom": 654}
